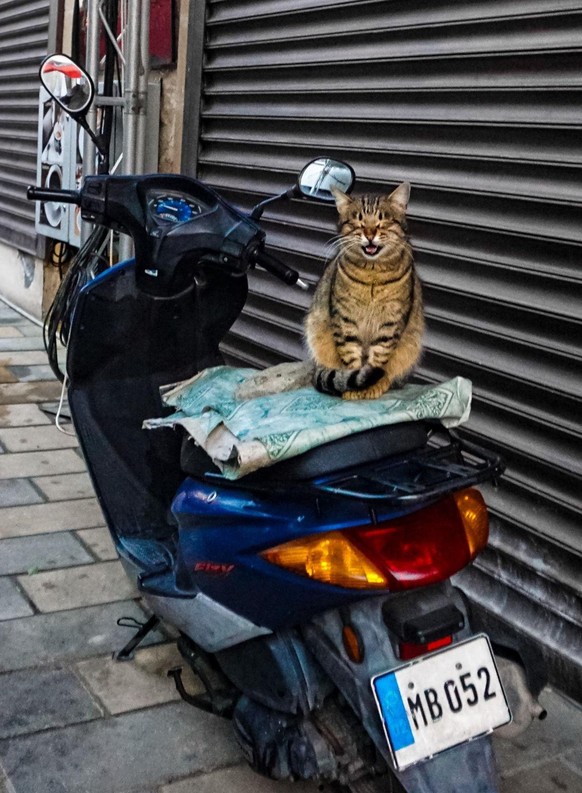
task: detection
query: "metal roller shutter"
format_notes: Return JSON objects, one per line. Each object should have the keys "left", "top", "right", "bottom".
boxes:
{"left": 0, "top": 0, "right": 51, "bottom": 255}
{"left": 188, "top": 0, "right": 582, "bottom": 700}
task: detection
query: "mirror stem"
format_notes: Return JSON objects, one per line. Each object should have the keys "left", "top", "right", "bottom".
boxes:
{"left": 76, "top": 116, "right": 109, "bottom": 173}
{"left": 250, "top": 187, "right": 299, "bottom": 221}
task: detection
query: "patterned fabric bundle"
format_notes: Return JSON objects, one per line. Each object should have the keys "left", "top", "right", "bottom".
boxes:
{"left": 144, "top": 366, "right": 472, "bottom": 480}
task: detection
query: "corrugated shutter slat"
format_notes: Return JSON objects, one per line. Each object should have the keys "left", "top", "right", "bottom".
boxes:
{"left": 0, "top": 0, "right": 50, "bottom": 254}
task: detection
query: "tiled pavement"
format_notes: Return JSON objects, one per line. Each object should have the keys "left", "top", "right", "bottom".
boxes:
{"left": 0, "top": 298, "right": 581, "bottom": 793}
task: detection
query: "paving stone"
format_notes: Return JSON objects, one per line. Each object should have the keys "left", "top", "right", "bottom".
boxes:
{"left": 0, "top": 448, "right": 86, "bottom": 479}
{"left": 8, "top": 365, "right": 57, "bottom": 383}
{"left": 160, "top": 765, "right": 321, "bottom": 793}
{"left": 0, "top": 305, "right": 24, "bottom": 321}
{"left": 76, "top": 643, "right": 203, "bottom": 715}
{"left": 0, "top": 768, "right": 9, "bottom": 793}
{"left": 0, "top": 532, "right": 93, "bottom": 575}
{"left": 0, "top": 381, "right": 63, "bottom": 405}
{"left": 0, "top": 701, "right": 241, "bottom": 793}
{"left": 0, "top": 404, "right": 51, "bottom": 428}
{"left": 33, "top": 472, "right": 94, "bottom": 501}
{"left": 0, "top": 328, "right": 23, "bottom": 339}
{"left": 0, "top": 478, "right": 43, "bottom": 507}
{"left": 494, "top": 687, "right": 582, "bottom": 775}
{"left": 0, "top": 667, "right": 103, "bottom": 739}
{"left": 0, "top": 425, "right": 78, "bottom": 453}
{"left": 11, "top": 325, "right": 43, "bottom": 338}
{"left": 0, "top": 350, "right": 51, "bottom": 366}
{"left": 0, "top": 321, "right": 23, "bottom": 333}
{"left": 500, "top": 758, "right": 582, "bottom": 792}
{"left": 0, "top": 600, "right": 164, "bottom": 672}
{"left": 0, "top": 316, "right": 28, "bottom": 328}
{"left": 0, "top": 310, "right": 24, "bottom": 325}
{"left": 564, "top": 747, "right": 582, "bottom": 774}
{"left": 0, "top": 338, "right": 47, "bottom": 352}
{"left": 76, "top": 526, "right": 118, "bottom": 560}
{"left": 0, "top": 368, "right": 17, "bottom": 384}
{"left": 0, "top": 578, "right": 34, "bottom": 620}
{"left": 17, "top": 560, "right": 137, "bottom": 612}
{"left": 117, "top": 786, "right": 160, "bottom": 793}
{"left": 0, "top": 322, "right": 26, "bottom": 335}
{"left": 0, "top": 497, "right": 103, "bottom": 539}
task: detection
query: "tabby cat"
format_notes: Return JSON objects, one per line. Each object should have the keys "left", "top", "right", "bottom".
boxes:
{"left": 304, "top": 182, "right": 423, "bottom": 399}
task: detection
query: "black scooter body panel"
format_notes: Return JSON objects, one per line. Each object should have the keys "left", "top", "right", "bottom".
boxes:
{"left": 67, "top": 258, "right": 247, "bottom": 540}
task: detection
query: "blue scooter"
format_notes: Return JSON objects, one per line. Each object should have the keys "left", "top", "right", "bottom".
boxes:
{"left": 29, "top": 53, "right": 547, "bottom": 793}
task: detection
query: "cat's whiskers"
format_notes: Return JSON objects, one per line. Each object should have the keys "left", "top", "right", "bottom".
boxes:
{"left": 337, "top": 238, "right": 361, "bottom": 254}
{"left": 323, "top": 237, "right": 342, "bottom": 257}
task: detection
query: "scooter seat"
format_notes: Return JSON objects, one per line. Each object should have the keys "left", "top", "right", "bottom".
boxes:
{"left": 180, "top": 420, "right": 429, "bottom": 483}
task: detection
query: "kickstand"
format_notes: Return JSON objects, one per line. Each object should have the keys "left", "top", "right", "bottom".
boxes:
{"left": 113, "top": 615, "right": 160, "bottom": 662}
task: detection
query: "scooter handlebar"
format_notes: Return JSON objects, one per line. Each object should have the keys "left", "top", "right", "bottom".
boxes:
{"left": 254, "top": 248, "right": 309, "bottom": 290}
{"left": 27, "top": 186, "right": 81, "bottom": 204}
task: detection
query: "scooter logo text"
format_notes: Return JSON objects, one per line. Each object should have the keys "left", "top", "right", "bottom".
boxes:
{"left": 193, "top": 561, "right": 235, "bottom": 576}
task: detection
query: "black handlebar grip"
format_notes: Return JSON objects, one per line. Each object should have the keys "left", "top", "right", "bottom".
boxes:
{"left": 255, "top": 249, "right": 299, "bottom": 285}
{"left": 27, "top": 186, "right": 81, "bottom": 204}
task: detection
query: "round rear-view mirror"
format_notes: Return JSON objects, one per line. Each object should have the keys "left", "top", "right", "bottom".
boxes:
{"left": 40, "top": 54, "right": 95, "bottom": 117}
{"left": 297, "top": 158, "right": 356, "bottom": 202}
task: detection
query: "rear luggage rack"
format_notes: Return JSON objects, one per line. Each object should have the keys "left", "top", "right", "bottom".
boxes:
{"left": 312, "top": 429, "right": 503, "bottom": 504}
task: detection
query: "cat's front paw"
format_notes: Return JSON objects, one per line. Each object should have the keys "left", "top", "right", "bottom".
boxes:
{"left": 343, "top": 382, "right": 390, "bottom": 400}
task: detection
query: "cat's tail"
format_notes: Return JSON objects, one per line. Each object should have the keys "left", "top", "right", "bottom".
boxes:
{"left": 313, "top": 364, "right": 384, "bottom": 396}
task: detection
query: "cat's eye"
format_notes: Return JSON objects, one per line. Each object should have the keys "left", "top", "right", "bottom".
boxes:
{"left": 358, "top": 212, "right": 363, "bottom": 221}
{"left": 378, "top": 212, "right": 384, "bottom": 220}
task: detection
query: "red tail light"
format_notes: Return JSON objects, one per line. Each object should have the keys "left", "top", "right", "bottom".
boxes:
{"left": 346, "top": 488, "right": 488, "bottom": 591}
{"left": 398, "top": 635, "right": 453, "bottom": 661}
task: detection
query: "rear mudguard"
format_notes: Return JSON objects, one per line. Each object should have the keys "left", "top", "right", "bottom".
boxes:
{"left": 303, "top": 584, "right": 501, "bottom": 793}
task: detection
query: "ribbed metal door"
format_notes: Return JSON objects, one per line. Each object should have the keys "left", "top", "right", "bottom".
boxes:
{"left": 0, "top": 0, "right": 51, "bottom": 255}
{"left": 190, "top": 0, "right": 582, "bottom": 700}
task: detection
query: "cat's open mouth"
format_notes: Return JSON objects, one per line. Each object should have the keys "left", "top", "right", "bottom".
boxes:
{"left": 363, "top": 244, "right": 382, "bottom": 257}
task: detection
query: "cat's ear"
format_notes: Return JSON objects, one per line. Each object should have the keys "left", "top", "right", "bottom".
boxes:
{"left": 331, "top": 186, "right": 353, "bottom": 213}
{"left": 388, "top": 182, "right": 411, "bottom": 211}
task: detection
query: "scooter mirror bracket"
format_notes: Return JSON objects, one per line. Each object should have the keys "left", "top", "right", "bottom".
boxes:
{"left": 249, "top": 187, "right": 298, "bottom": 221}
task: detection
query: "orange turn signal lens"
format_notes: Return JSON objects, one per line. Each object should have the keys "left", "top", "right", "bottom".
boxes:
{"left": 260, "top": 531, "right": 388, "bottom": 589}
{"left": 452, "top": 488, "right": 489, "bottom": 558}
{"left": 342, "top": 624, "right": 365, "bottom": 663}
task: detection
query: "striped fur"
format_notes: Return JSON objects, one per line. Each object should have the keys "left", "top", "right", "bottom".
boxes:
{"left": 305, "top": 183, "right": 424, "bottom": 399}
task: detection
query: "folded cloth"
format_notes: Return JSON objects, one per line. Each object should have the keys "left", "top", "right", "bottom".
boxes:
{"left": 144, "top": 366, "right": 472, "bottom": 480}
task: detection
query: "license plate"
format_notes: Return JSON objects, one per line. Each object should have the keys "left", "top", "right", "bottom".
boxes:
{"left": 371, "top": 635, "right": 511, "bottom": 770}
